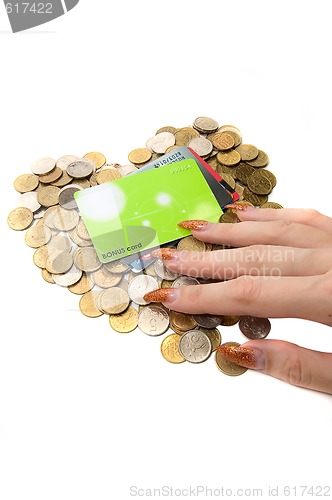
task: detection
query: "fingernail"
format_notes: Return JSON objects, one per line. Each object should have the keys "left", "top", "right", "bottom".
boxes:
{"left": 151, "top": 248, "right": 179, "bottom": 261}
{"left": 178, "top": 220, "right": 211, "bottom": 231}
{"left": 216, "top": 345, "right": 265, "bottom": 370}
{"left": 143, "top": 288, "right": 178, "bottom": 304}
{"left": 224, "top": 202, "right": 255, "bottom": 212}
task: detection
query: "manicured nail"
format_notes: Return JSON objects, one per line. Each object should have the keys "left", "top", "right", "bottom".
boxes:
{"left": 216, "top": 345, "right": 265, "bottom": 370}
{"left": 143, "top": 288, "right": 178, "bottom": 303}
{"left": 224, "top": 202, "right": 255, "bottom": 212}
{"left": 178, "top": 220, "right": 211, "bottom": 231}
{"left": 151, "top": 248, "right": 179, "bottom": 261}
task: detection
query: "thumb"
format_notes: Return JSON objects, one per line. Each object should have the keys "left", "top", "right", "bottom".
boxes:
{"left": 217, "top": 339, "right": 332, "bottom": 394}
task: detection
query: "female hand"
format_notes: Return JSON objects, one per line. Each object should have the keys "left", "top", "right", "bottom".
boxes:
{"left": 143, "top": 206, "right": 332, "bottom": 394}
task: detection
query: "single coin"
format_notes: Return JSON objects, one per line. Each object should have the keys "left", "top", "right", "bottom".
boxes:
{"left": 79, "top": 291, "right": 103, "bottom": 318}
{"left": 235, "top": 163, "right": 256, "bottom": 185}
{"left": 52, "top": 264, "right": 82, "bottom": 287}
{"left": 219, "top": 210, "right": 240, "bottom": 224}
{"left": 76, "top": 219, "right": 91, "bottom": 240}
{"left": 128, "top": 148, "right": 152, "bottom": 165}
{"left": 235, "top": 183, "right": 245, "bottom": 200}
{"left": 218, "top": 125, "right": 242, "bottom": 147}
{"left": 260, "top": 169, "right": 277, "bottom": 188}
{"left": 260, "top": 202, "right": 283, "bottom": 209}
{"left": 104, "top": 260, "right": 130, "bottom": 274}
{"left": 74, "top": 247, "right": 101, "bottom": 272}
{"left": 172, "top": 276, "right": 200, "bottom": 288}
{"left": 155, "top": 126, "right": 177, "bottom": 135}
{"left": 14, "top": 173, "right": 39, "bottom": 193}
{"left": 153, "top": 259, "right": 179, "bottom": 280}
{"left": 174, "top": 127, "right": 200, "bottom": 146}
{"left": 68, "top": 273, "right": 94, "bottom": 295}
{"left": 243, "top": 187, "right": 268, "bottom": 206}
{"left": 89, "top": 172, "right": 99, "bottom": 186}
{"left": 52, "top": 206, "right": 80, "bottom": 231}
{"left": 69, "top": 178, "right": 91, "bottom": 189}
{"left": 193, "top": 116, "right": 219, "bottom": 133}
{"left": 51, "top": 170, "right": 73, "bottom": 187}
{"left": 199, "top": 327, "right": 221, "bottom": 352}
{"left": 161, "top": 279, "right": 173, "bottom": 288}
{"left": 128, "top": 275, "right": 159, "bottom": 305}
{"left": 161, "top": 333, "right": 185, "bottom": 364}
{"left": 216, "top": 163, "right": 237, "bottom": 177}
{"left": 220, "top": 173, "right": 236, "bottom": 190}
{"left": 191, "top": 314, "right": 222, "bottom": 329}
{"left": 178, "top": 330, "right": 212, "bottom": 363}
{"left": 247, "top": 150, "right": 269, "bottom": 168}
{"left": 188, "top": 137, "right": 213, "bottom": 157}
{"left": 117, "top": 164, "right": 139, "bottom": 176}
{"left": 83, "top": 152, "right": 106, "bottom": 170}
{"left": 7, "top": 207, "right": 33, "bottom": 230}
{"left": 46, "top": 250, "right": 73, "bottom": 274}
{"left": 39, "top": 166, "right": 63, "bottom": 184}
{"left": 217, "top": 150, "right": 241, "bottom": 166}
{"left": 66, "top": 158, "right": 95, "bottom": 179}
{"left": 235, "top": 144, "right": 259, "bottom": 161}
{"left": 215, "top": 341, "right": 248, "bottom": 376}
{"left": 109, "top": 306, "right": 138, "bottom": 333}
{"left": 211, "top": 132, "right": 235, "bottom": 151}
{"left": 47, "top": 235, "right": 72, "bottom": 253}
{"left": 16, "top": 191, "right": 41, "bottom": 212}
{"left": 56, "top": 155, "right": 79, "bottom": 171}
{"left": 31, "top": 157, "right": 56, "bottom": 175}
{"left": 43, "top": 206, "right": 58, "bottom": 229}
{"left": 58, "top": 184, "right": 82, "bottom": 210}
{"left": 150, "top": 132, "right": 175, "bottom": 154}
{"left": 221, "top": 315, "right": 240, "bottom": 327}
{"left": 24, "top": 222, "right": 52, "bottom": 247}
{"left": 247, "top": 170, "right": 273, "bottom": 195}
{"left": 92, "top": 267, "right": 122, "bottom": 288}
{"left": 96, "top": 168, "right": 122, "bottom": 184}
{"left": 169, "top": 311, "right": 197, "bottom": 332}
{"left": 68, "top": 228, "right": 92, "bottom": 247}
{"left": 41, "top": 268, "right": 55, "bottom": 284}
{"left": 37, "top": 186, "right": 60, "bottom": 208}
{"left": 239, "top": 316, "right": 271, "bottom": 339}
{"left": 177, "top": 236, "right": 206, "bottom": 252}
{"left": 138, "top": 305, "right": 170, "bottom": 336}
{"left": 99, "top": 287, "right": 130, "bottom": 314}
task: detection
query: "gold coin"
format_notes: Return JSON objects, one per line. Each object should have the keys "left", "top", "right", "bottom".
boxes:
{"left": 234, "top": 163, "right": 256, "bottom": 185}
{"left": 33, "top": 245, "right": 56, "bottom": 268}
{"left": 91, "top": 267, "right": 122, "bottom": 288}
{"left": 211, "top": 132, "right": 235, "bottom": 151}
{"left": 51, "top": 170, "right": 73, "bottom": 187}
{"left": 98, "top": 287, "right": 130, "bottom": 314}
{"left": 39, "top": 166, "right": 63, "bottom": 184}
{"left": 96, "top": 168, "right": 122, "bottom": 184}
{"left": 177, "top": 236, "right": 206, "bottom": 252}
{"left": 220, "top": 315, "right": 240, "bottom": 326}
{"left": 260, "top": 202, "right": 283, "bottom": 209}
{"left": 161, "top": 333, "right": 185, "bottom": 364}
{"left": 219, "top": 210, "right": 239, "bottom": 224}
{"left": 215, "top": 341, "right": 248, "bottom": 376}
{"left": 156, "top": 126, "right": 177, "bottom": 135}
{"left": 169, "top": 311, "right": 197, "bottom": 332}
{"left": 218, "top": 125, "right": 242, "bottom": 147}
{"left": 217, "top": 150, "right": 241, "bottom": 166}
{"left": 68, "top": 273, "right": 94, "bottom": 295}
{"left": 161, "top": 280, "right": 173, "bottom": 288}
{"left": 7, "top": 207, "right": 33, "bottom": 231}
{"left": 41, "top": 268, "right": 55, "bottom": 284}
{"left": 52, "top": 207, "right": 80, "bottom": 231}
{"left": 109, "top": 306, "right": 138, "bottom": 333}
{"left": 74, "top": 247, "right": 102, "bottom": 272}
{"left": 76, "top": 219, "right": 91, "bottom": 240}
{"left": 43, "top": 205, "right": 59, "bottom": 229}
{"left": 247, "top": 150, "right": 269, "bottom": 168}
{"left": 128, "top": 148, "right": 152, "bottom": 165}
{"left": 37, "top": 186, "right": 60, "bottom": 208}
{"left": 71, "top": 178, "right": 91, "bottom": 189}
{"left": 199, "top": 327, "right": 221, "bottom": 351}
{"left": 235, "top": 183, "right": 245, "bottom": 200}
{"left": 247, "top": 170, "right": 273, "bottom": 195}
{"left": 243, "top": 187, "right": 268, "bottom": 206}
{"left": 24, "top": 221, "right": 52, "bottom": 247}
{"left": 235, "top": 144, "right": 259, "bottom": 161}
{"left": 261, "top": 169, "right": 277, "bottom": 188}
{"left": 79, "top": 291, "right": 103, "bottom": 318}
{"left": 220, "top": 173, "right": 236, "bottom": 190}
{"left": 83, "top": 152, "right": 106, "bottom": 170}
{"left": 46, "top": 250, "right": 73, "bottom": 274}
{"left": 89, "top": 172, "right": 99, "bottom": 186}
{"left": 174, "top": 127, "right": 200, "bottom": 146}
{"left": 14, "top": 173, "right": 39, "bottom": 193}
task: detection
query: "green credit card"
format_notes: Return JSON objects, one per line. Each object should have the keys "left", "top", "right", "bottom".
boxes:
{"left": 74, "top": 158, "right": 222, "bottom": 263}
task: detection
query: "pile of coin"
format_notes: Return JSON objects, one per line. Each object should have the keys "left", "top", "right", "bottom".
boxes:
{"left": 7, "top": 117, "right": 277, "bottom": 377}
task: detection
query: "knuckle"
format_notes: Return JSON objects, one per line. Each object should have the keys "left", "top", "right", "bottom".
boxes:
{"left": 243, "top": 245, "right": 266, "bottom": 273}
{"left": 230, "top": 275, "right": 263, "bottom": 305}
{"left": 280, "top": 352, "right": 313, "bottom": 388}
{"left": 302, "top": 208, "right": 321, "bottom": 223}
{"left": 273, "top": 219, "right": 293, "bottom": 235}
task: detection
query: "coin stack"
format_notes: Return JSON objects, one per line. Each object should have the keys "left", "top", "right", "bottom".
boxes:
{"left": 7, "top": 117, "right": 278, "bottom": 377}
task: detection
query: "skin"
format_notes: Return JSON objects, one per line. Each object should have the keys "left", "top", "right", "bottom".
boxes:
{"left": 146, "top": 207, "right": 332, "bottom": 394}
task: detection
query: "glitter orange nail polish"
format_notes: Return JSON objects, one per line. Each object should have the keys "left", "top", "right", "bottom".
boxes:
{"left": 216, "top": 345, "right": 265, "bottom": 370}
{"left": 224, "top": 202, "right": 255, "bottom": 212}
{"left": 151, "top": 248, "right": 179, "bottom": 260}
{"left": 143, "top": 288, "right": 178, "bottom": 303}
{"left": 178, "top": 220, "right": 211, "bottom": 231}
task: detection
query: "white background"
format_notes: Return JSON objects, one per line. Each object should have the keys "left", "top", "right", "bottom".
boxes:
{"left": 1, "top": 1, "right": 332, "bottom": 499}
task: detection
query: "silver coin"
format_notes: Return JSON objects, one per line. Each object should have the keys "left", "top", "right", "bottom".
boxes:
{"left": 31, "top": 157, "right": 56, "bottom": 175}
{"left": 178, "top": 330, "right": 212, "bottom": 363}
{"left": 16, "top": 191, "right": 41, "bottom": 213}
{"left": 138, "top": 305, "right": 170, "bottom": 336}
{"left": 52, "top": 264, "right": 82, "bottom": 287}
{"left": 188, "top": 137, "right": 213, "bottom": 157}
{"left": 153, "top": 259, "right": 179, "bottom": 280}
{"left": 128, "top": 275, "right": 159, "bottom": 305}
{"left": 66, "top": 159, "right": 95, "bottom": 179}
{"left": 193, "top": 117, "right": 219, "bottom": 134}
{"left": 192, "top": 314, "right": 222, "bottom": 329}
{"left": 150, "top": 132, "right": 175, "bottom": 154}
{"left": 172, "top": 276, "right": 200, "bottom": 288}
{"left": 58, "top": 184, "right": 82, "bottom": 210}
{"left": 56, "top": 155, "right": 79, "bottom": 171}
{"left": 117, "top": 164, "right": 138, "bottom": 176}
{"left": 145, "top": 137, "right": 155, "bottom": 151}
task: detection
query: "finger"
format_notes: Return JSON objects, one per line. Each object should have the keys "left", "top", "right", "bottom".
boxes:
{"left": 177, "top": 219, "right": 332, "bottom": 248}
{"left": 143, "top": 274, "right": 332, "bottom": 326}
{"left": 217, "top": 339, "right": 332, "bottom": 394}
{"left": 153, "top": 246, "right": 332, "bottom": 279}
{"left": 232, "top": 206, "right": 332, "bottom": 233}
